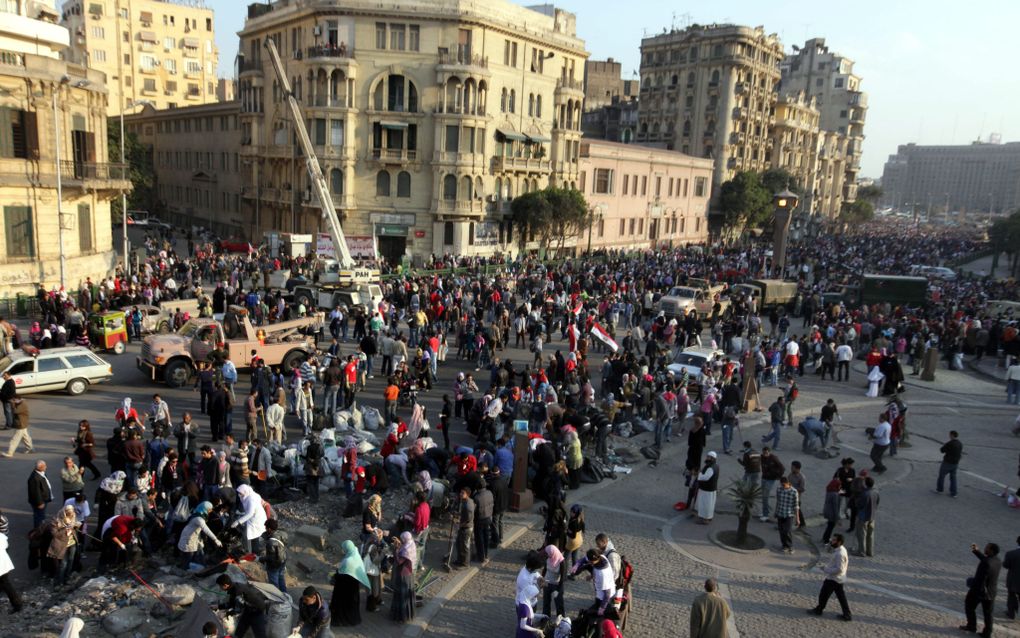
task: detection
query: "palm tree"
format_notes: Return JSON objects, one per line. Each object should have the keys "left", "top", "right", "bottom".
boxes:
{"left": 726, "top": 480, "right": 762, "bottom": 545}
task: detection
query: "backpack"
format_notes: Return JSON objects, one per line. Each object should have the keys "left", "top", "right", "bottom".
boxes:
{"left": 265, "top": 535, "right": 287, "bottom": 568}
{"left": 789, "top": 385, "right": 799, "bottom": 401}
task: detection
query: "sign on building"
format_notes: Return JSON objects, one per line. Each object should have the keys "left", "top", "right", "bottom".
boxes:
{"left": 316, "top": 233, "right": 377, "bottom": 259}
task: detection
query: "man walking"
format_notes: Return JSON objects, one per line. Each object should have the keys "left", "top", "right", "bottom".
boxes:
{"left": 835, "top": 342, "right": 853, "bottom": 382}
{"left": 774, "top": 476, "right": 799, "bottom": 554}
{"left": 869, "top": 413, "right": 892, "bottom": 473}
{"left": 807, "top": 533, "right": 852, "bottom": 621}
{"left": 690, "top": 578, "right": 731, "bottom": 638}
{"left": 2, "top": 398, "right": 32, "bottom": 457}
{"left": 761, "top": 395, "right": 785, "bottom": 450}
{"left": 960, "top": 543, "right": 1001, "bottom": 638}
{"left": 738, "top": 441, "right": 762, "bottom": 506}
{"left": 759, "top": 447, "right": 785, "bottom": 521}
{"left": 1002, "top": 536, "right": 1020, "bottom": 620}
{"left": 27, "top": 460, "right": 52, "bottom": 528}
{"left": 935, "top": 430, "right": 962, "bottom": 497}
{"left": 0, "top": 371, "right": 15, "bottom": 429}
{"left": 783, "top": 377, "right": 799, "bottom": 426}
{"left": 852, "top": 477, "right": 878, "bottom": 557}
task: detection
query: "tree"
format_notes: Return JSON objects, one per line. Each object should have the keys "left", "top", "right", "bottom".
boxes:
{"left": 510, "top": 191, "right": 552, "bottom": 253}
{"left": 857, "top": 184, "right": 883, "bottom": 203}
{"left": 107, "top": 122, "right": 161, "bottom": 222}
{"left": 840, "top": 199, "right": 875, "bottom": 225}
{"left": 760, "top": 168, "right": 801, "bottom": 197}
{"left": 509, "top": 187, "right": 589, "bottom": 255}
{"left": 726, "top": 479, "right": 762, "bottom": 546}
{"left": 718, "top": 171, "right": 772, "bottom": 232}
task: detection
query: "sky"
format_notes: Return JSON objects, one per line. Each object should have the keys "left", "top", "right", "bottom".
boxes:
{"left": 207, "top": 0, "right": 1020, "bottom": 178}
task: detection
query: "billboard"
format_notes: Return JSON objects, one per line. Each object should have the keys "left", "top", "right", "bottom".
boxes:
{"left": 316, "top": 234, "right": 377, "bottom": 259}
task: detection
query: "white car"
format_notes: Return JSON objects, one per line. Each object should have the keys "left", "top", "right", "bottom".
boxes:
{"left": 667, "top": 346, "right": 725, "bottom": 379}
{"left": 0, "top": 347, "right": 113, "bottom": 396}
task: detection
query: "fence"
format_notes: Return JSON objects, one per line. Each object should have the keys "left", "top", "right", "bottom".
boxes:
{"left": 0, "top": 295, "right": 41, "bottom": 319}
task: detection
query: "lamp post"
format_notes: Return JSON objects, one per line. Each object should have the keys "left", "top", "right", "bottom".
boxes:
{"left": 772, "top": 187, "right": 799, "bottom": 278}
{"left": 53, "top": 76, "right": 71, "bottom": 289}
{"left": 586, "top": 208, "right": 603, "bottom": 254}
{"left": 119, "top": 99, "right": 152, "bottom": 278}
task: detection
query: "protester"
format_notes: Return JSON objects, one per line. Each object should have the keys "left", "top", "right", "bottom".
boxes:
{"left": 807, "top": 533, "right": 852, "bottom": 622}
{"left": 961, "top": 543, "right": 1001, "bottom": 638}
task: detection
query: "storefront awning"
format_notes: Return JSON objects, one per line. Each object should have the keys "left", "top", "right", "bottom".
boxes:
{"left": 379, "top": 121, "right": 409, "bottom": 129}
{"left": 526, "top": 134, "right": 551, "bottom": 144}
{"left": 497, "top": 128, "right": 526, "bottom": 142}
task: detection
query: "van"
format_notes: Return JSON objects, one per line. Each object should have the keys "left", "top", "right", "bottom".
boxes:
{"left": 0, "top": 347, "right": 113, "bottom": 396}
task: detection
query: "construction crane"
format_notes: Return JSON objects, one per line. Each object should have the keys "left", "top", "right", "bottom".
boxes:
{"left": 263, "top": 38, "right": 382, "bottom": 312}
{"left": 263, "top": 37, "right": 358, "bottom": 269}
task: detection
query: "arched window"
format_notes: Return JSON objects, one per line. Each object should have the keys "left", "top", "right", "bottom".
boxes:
{"left": 461, "top": 176, "right": 473, "bottom": 200}
{"left": 375, "top": 74, "right": 419, "bottom": 112}
{"left": 376, "top": 170, "right": 391, "bottom": 196}
{"left": 528, "top": 93, "right": 535, "bottom": 116}
{"left": 475, "top": 176, "right": 483, "bottom": 199}
{"left": 509, "top": 89, "right": 516, "bottom": 113}
{"left": 396, "top": 171, "right": 411, "bottom": 197}
{"left": 330, "top": 168, "right": 343, "bottom": 195}
{"left": 500, "top": 88, "right": 508, "bottom": 112}
{"left": 687, "top": 71, "right": 695, "bottom": 86}
{"left": 640, "top": 122, "right": 648, "bottom": 134}
{"left": 710, "top": 70, "right": 720, "bottom": 85}
{"left": 535, "top": 95, "right": 542, "bottom": 118}
{"left": 443, "top": 174, "right": 457, "bottom": 200}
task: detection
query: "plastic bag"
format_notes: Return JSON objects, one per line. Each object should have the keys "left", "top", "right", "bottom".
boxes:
{"left": 362, "top": 406, "right": 381, "bottom": 431}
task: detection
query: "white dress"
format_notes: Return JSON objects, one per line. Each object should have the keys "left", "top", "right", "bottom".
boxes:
{"left": 696, "top": 467, "right": 717, "bottom": 520}
{"left": 866, "top": 367, "right": 884, "bottom": 398}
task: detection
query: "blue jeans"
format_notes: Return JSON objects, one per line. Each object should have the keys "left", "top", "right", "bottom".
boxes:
{"left": 761, "top": 479, "right": 777, "bottom": 518}
{"left": 1008, "top": 379, "right": 1019, "bottom": 405}
{"left": 266, "top": 565, "right": 287, "bottom": 594}
{"left": 762, "top": 422, "right": 782, "bottom": 449}
{"left": 56, "top": 545, "right": 77, "bottom": 585}
{"left": 32, "top": 505, "right": 46, "bottom": 529}
{"left": 721, "top": 422, "right": 734, "bottom": 452}
{"left": 936, "top": 462, "right": 958, "bottom": 496}
{"left": 2, "top": 402, "right": 11, "bottom": 428}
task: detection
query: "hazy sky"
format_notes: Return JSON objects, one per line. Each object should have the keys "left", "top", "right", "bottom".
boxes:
{"left": 207, "top": 0, "right": 1019, "bottom": 178}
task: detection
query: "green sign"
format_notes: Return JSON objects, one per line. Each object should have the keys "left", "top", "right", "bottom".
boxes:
{"left": 378, "top": 224, "right": 408, "bottom": 237}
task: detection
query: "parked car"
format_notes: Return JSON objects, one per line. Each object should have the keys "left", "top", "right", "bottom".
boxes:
{"left": 0, "top": 347, "right": 113, "bottom": 396}
{"left": 667, "top": 346, "right": 725, "bottom": 380}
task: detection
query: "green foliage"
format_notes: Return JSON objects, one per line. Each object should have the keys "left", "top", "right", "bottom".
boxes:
{"left": 989, "top": 210, "right": 1020, "bottom": 277}
{"left": 857, "top": 184, "right": 883, "bottom": 203}
{"left": 510, "top": 187, "right": 589, "bottom": 253}
{"left": 840, "top": 199, "right": 875, "bottom": 225}
{"left": 760, "top": 168, "right": 801, "bottom": 196}
{"left": 719, "top": 171, "right": 773, "bottom": 231}
{"left": 108, "top": 122, "right": 161, "bottom": 222}
{"left": 727, "top": 479, "right": 763, "bottom": 519}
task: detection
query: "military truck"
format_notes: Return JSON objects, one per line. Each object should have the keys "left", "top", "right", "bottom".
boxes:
{"left": 859, "top": 275, "right": 928, "bottom": 307}
{"left": 731, "top": 279, "right": 798, "bottom": 310}
{"left": 291, "top": 268, "right": 383, "bottom": 314}
{"left": 657, "top": 284, "right": 730, "bottom": 320}
{"left": 137, "top": 305, "right": 321, "bottom": 387}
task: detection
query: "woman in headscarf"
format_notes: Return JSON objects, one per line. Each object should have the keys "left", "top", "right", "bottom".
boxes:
{"left": 94, "top": 471, "right": 126, "bottom": 545}
{"left": 565, "top": 504, "right": 585, "bottom": 567}
{"left": 177, "top": 501, "right": 221, "bottom": 568}
{"left": 115, "top": 399, "right": 139, "bottom": 429}
{"left": 47, "top": 505, "right": 81, "bottom": 586}
{"left": 361, "top": 494, "right": 383, "bottom": 544}
{"left": 683, "top": 416, "right": 706, "bottom": 511}
{"left": 390, "top": 531, "right": 416, "bottom": 623}
{"left": 515, "top": 583, "right": 544, "bottom": 637}
{"left": 341, "top": 445, "right": 359, "bottom": 496}
{"left": 564, "top": 431, "right": 583, "bottom": 490}
{"left": 58, "top": 618, "right": 84, "bottom": 638}
{"left": 329, "top": 539, "right": 370, "bottom": 627}
{"left": 360, "top": 529, "right": 387, "bottom": 612}
{"left": 542, "top": 544, "right": 566, "bottom": 618}
{"left": 695, "top": 452, "right": 719, "bottom": 524}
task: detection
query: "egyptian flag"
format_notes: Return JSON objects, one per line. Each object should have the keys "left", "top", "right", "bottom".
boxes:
{"left": 590, "top": 322, "right": 619, "bottom": 353}
{"left": 568, "top": 322, "right": 580, "bottom": 352}
{"left": 571, "top": 297, "right": 584, "bottom": 316}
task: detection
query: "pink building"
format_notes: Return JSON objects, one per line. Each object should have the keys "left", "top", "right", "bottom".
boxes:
{"left": 578, "top": 140, "right": 713, "bottom": 250}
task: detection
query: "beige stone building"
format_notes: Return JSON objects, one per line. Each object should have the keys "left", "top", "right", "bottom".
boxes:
{"left": 583, "top": 58, "right": 635, "bottom": 111}
{"left": 780, "top": 38, "right": 866, "bottom": 206}
{"left": 0, "top": 0, "right": 126, "bottom": 296}
{"left": 60, "top": 0, "right": 219, "bottom": 115}
{"left": 235, "top": 0, "right": 587, "bottom": 264}
{"left": 124, "top": 101, "right": 244, "bottom": 236}
{"left": 635, "top": 24, "right": 784, "bottom": 196}
{"left": 579, "top": 140, "right": 712, "bottom": 250}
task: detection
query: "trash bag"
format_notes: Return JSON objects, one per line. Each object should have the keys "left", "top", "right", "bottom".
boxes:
{"left": 362, "top": 406, "right": 381, "bottom": 431}
{"left": 632, "top": 419, "right": 655, "bottom": 433}
{"left": 616, "top": 422, "right": 633, "bottom": 438}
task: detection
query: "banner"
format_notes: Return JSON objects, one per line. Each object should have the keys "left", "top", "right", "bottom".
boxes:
{"left": 316, "top": 234, "right": 376, "bottom": 259}
{"left": 590, "top": 322, "right": 619, "bottom": 353}
{"left": 473, "top": 221, "right": 500, "bottom": 246}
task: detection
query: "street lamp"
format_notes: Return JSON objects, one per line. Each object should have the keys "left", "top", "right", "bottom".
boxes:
{"left": 119, "top": 99, "right": 152, "bottom": 279}
{"left": 772, "top": 187, "right": 799, "bottom": 278}
{"left": 586, "top": 207, "right": 603, "bottom": 254}
{"left": 53, "top": 76, "right": 71, "bottom": 289}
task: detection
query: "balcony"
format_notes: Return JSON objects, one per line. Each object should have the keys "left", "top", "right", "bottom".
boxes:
{"left": 370, "top": 148, "right": 417, "bottom": 163}
{"left": 306, "top": 45, "right": 355, "bottom": 61}
{"left": 735, "top": 82, "right": 746, "bottom": 94}
{"left": 730, "top": 132, "right": 745, "bottom": 144}
{"left": 59, "top": 161, "right": 131, "bottom": 191}
{"left": 437, "top": 48, "right": 489, "bottom": 74}
{"left": 849, "top": 90, "right": 868, "bottom": 108}
{"left": 492, "top": 156, "right": 551, "bottom": 173}
{"left": 238, "top": 59, "right": 263, "bottom": 76}
{"left": 308, "top": 95, "right": 351, "bottom": 109}
{"left": 434, "top": 103, "right": 487, "bottom": 117}
{"left": 732, "top": 107, "right": 747, "bottom": 119}
{"left": 850, "top": 108, "right": 865, "bottom": 124}
{"left": 555, "top": 77, "right": 585, "bottom": 98}
{"left": 436, "top": 198, "right": 484, "bottom": 214}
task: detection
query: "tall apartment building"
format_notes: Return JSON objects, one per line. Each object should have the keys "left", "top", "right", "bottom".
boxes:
{"left": 769, "top": 92, "right": 821, "bottom": 213}
{"left": 780, "top": 38, "right": 867, "bottom": 205}
{"left": 881, "top": 142, "right": 1020, "bottom": 215}
{"left": 236, "top": 0, "right": 587, "bottom": 263}
{"left": 0, "top": 0, "right": 128, "bottom": 295}
{"left": 124, "top": 101, "right": 244, "bottom": 237}
{"left": 580, "top": 139, "right": 712, "bottom": 250}
{"left": 60, "top": 0, "right": 219, "bottom": 115}
{"left": 583, "top": 58, "right": 635, "bottom": 111}
{"left": 635, "top": 24, "right": 784, "bottom": 195}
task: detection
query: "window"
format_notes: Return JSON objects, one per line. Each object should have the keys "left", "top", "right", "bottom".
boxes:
{"left": 834, "top": 78, "right": 844, "bottom": 88}
{"left": 629, "top": 219, "right": 636, "bottom": 235}
{"left": 312, "top": 118, "right": 326, "bottom": 145}
{"left": 683, "top": 178, "right": 689, "bottom": 197}
{"left": 445, "top": 125, "right": 459, "bottom": 153}
{"left": 443, "top": 221, "right": 454, "bottom": 245}
{"left": 140, "top": 55, "right": 157, "bottom": 71}
{"left": 186, "top": 60, "right": 201, "bottom": 74}
{"left": 839, "top": 109, "right": 848, "bottom": 118}
{"left": 90, "top": 26, "right": 104, "bottom": 39}
{"left": 619, "top": 219, "right": 625, "bottom": 235}
{"left": 535, "top": 95, "right": 542, "bottom": 118}
{"left": 593, "top": 168, "right": 612, "bottom": 194}
{"left": 3, "top": 206, "right": 33, "bottom": 258}
{"left": 330, "top": 168, "right": 343, "bottom": 195}
{"left": 93, "top": 50, "right": 106, "bottom": 63}
{"left": 66, "top": 354, "right": 99, "bottom": 369}
{"left": 694, "top": 176, "right": 706, "bottom": 197}
{"left": 37, "top": 358, "right": 68, "bottom": 373}
{"left": 397, "top": 171, "right": 411, "bottom": 197}
{"left": 376, "top": 171, "right": 390, "bottom": 196}
{"left": 390, "top": 24, "right": 405, "bottom": 50}
{"left": 330, "top": 120, "right": 344, "bottom": 146}
{"left": 622, "top": 175, "right": 629, "bottom": 195}
{"left": 640, "top": 176, "right": 647, "bottom": 196}
{"left": 408, "top": 25, "right": 420, "bottom": 51}
{"left": 500, "top": 88, "right": 507, "bottom": 113}
{"left": 442, "top": 174, "right": 457, "bottom": 200}
{"left": 655, "top": 176, "right": 662, "bottom": 197}
{"left": 206, "top": 18, "right": 212, "bottom": 31}
{"left": 376, "top": 23, "right": 387, "bottom": 49}
{"left": 77, "top": 204, "right": 93, "bottom": 253}
{"left": 123, "top": 54, "right": 130, "bottom": 65}
{"left": 164, "top": 58, "right": 176, "bottom": 74}
{"left": 508, "top": 89, "right": 515, "bottom": 113}
{"left": 143, "top": 78, "right": 156, "bottom": 92}
{"left": 815, "top": 78, "right": 824, "bottom": 87}
{"left": 164, "top": 36, "right": 175, "bottom": 51}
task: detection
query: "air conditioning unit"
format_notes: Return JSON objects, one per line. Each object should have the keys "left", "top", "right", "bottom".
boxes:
{"left": 312, "top": 26, "right": 322, "bottom": 37}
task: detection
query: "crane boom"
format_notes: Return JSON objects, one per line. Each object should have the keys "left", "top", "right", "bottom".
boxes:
{"left": 263, "top": 38, "right": 356, "bottom": 268}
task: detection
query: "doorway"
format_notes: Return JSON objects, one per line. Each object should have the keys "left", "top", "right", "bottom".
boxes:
{"left": 377, "top": 236, "right": 406, "bottom": 265}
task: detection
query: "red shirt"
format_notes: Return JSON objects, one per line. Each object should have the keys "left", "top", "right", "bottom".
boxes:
{"left": 107, "top": 515, "right": 136, "bottom": 544}
{"left": 344, "top": 361, "right": 358, "bottom": 384}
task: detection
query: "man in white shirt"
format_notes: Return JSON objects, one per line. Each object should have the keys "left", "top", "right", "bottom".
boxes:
{"left": 265, "top": 402, "right": 285, "bottom": 444}
{"left": 870, "top": 415, "right": 892, "bottom": 473}
{"left": 808, "top": 533, "right": 852, "bottom": 621}
{"left": 835, "top": 342, "right": 854, "bottom": 382}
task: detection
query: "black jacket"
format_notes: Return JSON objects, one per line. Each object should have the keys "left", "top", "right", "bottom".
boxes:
{"left": 969, "top": 549, "right": 1002, "bottom": 601}
{"left": 0, "top": 379, "right": 15, "bottom": 403}
{"left": 487, "top": 474, "right": 510, "bottom": 514}
{"left": 27, "top": 471, "right": 51, "bottom": 507}
{"left": 1002, "top": 547, "right": 1020, "bottom": 591}
{"left": 941, "top": 439, "right": 963, "bottom": 465}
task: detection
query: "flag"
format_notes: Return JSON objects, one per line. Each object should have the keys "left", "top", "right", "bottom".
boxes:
{"left": 567, "top": 323, "right": 580, "bottom": 352}
{"left": 590, "top": 322, "right": 619, "bottom": 353}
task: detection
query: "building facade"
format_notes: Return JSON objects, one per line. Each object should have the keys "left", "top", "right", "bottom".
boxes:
{"left": 881, "top": 141, "right": 1020, "bottom": 215}
{"left": 583, "top": 58, "right": 634, "bottom": 111}
{"left": 635, "top": 24, "right": 784, "bottom": 195}
{"left": 235, "top": 0, "right": 587, "bottom": 264}
{"left": 124, "top": 101, "right": 244, "bottom": 237}
{"left": 581, "top": 98, "right": 638, "bottom": 143}
{"left": 60, "top": 0, "right": 219, "bottom": 115}
{"left": 579, "top": 140, "right": 712, "bottom": 250}
{"left": 780, "top": 38, "right": 867, "bottom": 205}
{"left": 0, "top": 0, "right": 127, "bottom": 296}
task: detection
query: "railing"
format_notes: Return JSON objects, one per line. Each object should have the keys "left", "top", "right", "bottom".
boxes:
{"left": 0, "top": 50, "right": 25, "bottom": 67}
{"left": 437, "top": 49, "right": 488, "bottom": 68}
{"left": 437, "top": 199, "right": 484, "bottom": 213}
{"left": 434, "top": 103, "right": 486, "bottom": 116}
{"left": 307, "top": 45, "right": 355, "bottom": 60}
{"left": 238, "top": 59, "right": 263, "bottom": 74}
{"left": 60, "top": 161, "right": 129, "bottom": 182}
{"left": 310, "top": 95, "right": 348, "bottom": 108}
{"left": 371, "top": 148, "right": 417, "bottom": 161}
{"left": 494, "top": 156, "right": 551, "bottom": 172}
{"left": 556, "top": 77, "right": 584, "bottom": 91}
